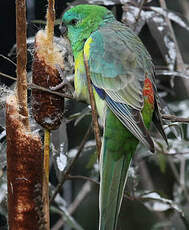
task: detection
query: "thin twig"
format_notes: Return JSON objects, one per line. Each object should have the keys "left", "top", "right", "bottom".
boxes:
{"left": 29, "top": 83, "right": 73, "bottom": 99}
{"left": 0, "top": 72, "right": 74, "bottom": 99}
{"left": 67, "top": 175, "right": 99, "bottom": 185}
{"left": 0, "top": 72, "right": 17, "bottom": 81}
{"left": 135, "top": 0, "right": 146, "bottom": 26}
{"left": 50, "top": 206, "right": 84, "bottom": 230}
{"left": 156, "top": 142, "right": 189, "bottom": 156}
{"left": 50, "top": 123, "right": 92, "bottom": 204}
{"left": 161, "top": 114, "right": 189, "bottom": 123}
{"left": 0, "top": 54, "right": 16, "bottom": 66}
{"left": 84, "top": 55, "right": 101, "bottom": 158}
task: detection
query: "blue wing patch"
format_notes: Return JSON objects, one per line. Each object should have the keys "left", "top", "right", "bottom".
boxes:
{"left": 93, "top": 84, "right": 105, "bottom": 100}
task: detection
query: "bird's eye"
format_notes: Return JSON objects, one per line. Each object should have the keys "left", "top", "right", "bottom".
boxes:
{"left": 70, "top": 19, "right": 78, "bottom": 26}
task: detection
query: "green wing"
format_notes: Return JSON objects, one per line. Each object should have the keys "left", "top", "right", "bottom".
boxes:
{"left": 84, "top": 21, "right": 155, "bottom": 151}
{"left": 87, "top": 22, "right": 154, "bottom": 108}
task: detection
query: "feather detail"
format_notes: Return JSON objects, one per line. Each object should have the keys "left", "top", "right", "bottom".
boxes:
{"left": 99, "top": 108, "right": 138, "bottom": 230}
{"left": 105, "top": 95, "right": 154, "bottom": 152}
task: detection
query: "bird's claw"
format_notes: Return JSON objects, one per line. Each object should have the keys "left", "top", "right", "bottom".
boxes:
{"left": 50, "top": 64, "right": 75, "bottom": 95}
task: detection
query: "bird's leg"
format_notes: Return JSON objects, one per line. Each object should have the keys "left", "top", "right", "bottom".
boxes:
{"left": 50, "top": 64, "right": 74, "bottom": 94}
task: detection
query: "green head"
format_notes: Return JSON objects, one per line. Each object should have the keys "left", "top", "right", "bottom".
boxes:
{"left": 61, "top": 4, "right": 114, "bottom": 56}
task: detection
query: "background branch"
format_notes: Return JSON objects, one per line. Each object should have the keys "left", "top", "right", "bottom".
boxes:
{"left": 161, "top": 114, "right": 189, "bottom": 123}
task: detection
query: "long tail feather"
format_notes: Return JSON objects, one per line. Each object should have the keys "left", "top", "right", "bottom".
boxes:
{"left": 99, "top": 109, "right": 138, "bottom": 230}
{"left": 99, "top": 146, "right": 132, "bottom": 230}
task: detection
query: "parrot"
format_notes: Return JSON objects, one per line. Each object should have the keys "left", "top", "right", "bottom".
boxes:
{"left": 61, "top": 4, "right": 167, "bottom": 230}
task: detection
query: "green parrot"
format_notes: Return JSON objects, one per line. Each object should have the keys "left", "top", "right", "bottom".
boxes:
{"left": 61, "top": 4, "right": 167, "bottom": 230}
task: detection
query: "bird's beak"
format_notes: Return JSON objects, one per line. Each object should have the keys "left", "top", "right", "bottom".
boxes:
{"left": 59, "top": 23, "right": 67, "bottom": 36}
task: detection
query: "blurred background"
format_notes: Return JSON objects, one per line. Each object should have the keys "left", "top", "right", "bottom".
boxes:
{"left": 1, "top": 0, "right": 189, "bottom": 229}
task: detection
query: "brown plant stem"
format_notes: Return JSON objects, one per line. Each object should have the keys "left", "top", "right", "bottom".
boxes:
{"left": 16, "top": 0, "right": 29, "bottom": 130}
{"left": 6, "top": 1, "right": 46, "bottom": 229}
{"left": 43, "top": 129, "right": 51, "bottom": 229}
{"left": 44, "top": 129, "right": 50, "bottom": 183}
{"left": 40, "top": 1, "right": 56, "bottom": 229}
{"left": 84, "top": 55, "right": 102, "bottom": 158}
{"left": 46, "top": 0, "right": 55, "bottom": 46}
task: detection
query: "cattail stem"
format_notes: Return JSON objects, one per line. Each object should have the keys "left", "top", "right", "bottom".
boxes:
{"left": 46, "top": 0, "right": 55, "bottom": 47}
{"left": 41, "top": 1, "right": 56, "bottom": 229}
{"left": 43, "top": 129, "right": 50, "bottom": 229}
{"left": 16, "top": 0, "right": 29, "bottom": 130}
{"left": 44, "top": 129, "right": 50, "bottom": 182}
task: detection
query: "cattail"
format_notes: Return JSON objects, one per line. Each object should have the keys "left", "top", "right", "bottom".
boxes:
{"left": 32, "top": 30, "right": 65, "bottom": 130}
{"left": 6, "top": 95, "right": 43, "bottom": 230}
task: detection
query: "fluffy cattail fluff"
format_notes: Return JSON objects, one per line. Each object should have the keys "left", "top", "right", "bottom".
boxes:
{"left": 32, "top": 30, "right": 64, "bottom": 130}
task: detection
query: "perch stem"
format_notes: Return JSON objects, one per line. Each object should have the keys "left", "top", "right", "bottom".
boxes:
{"left": 84, "top": 55, "right": 102, "bottom": 158}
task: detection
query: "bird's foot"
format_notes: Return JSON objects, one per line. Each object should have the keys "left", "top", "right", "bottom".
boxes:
{"left": 50, "top": 64, "right": 74, "bottom": 95}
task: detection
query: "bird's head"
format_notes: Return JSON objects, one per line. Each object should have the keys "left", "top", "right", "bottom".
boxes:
{"left": 61, "top": 4, "right": 114, "bottom": 56}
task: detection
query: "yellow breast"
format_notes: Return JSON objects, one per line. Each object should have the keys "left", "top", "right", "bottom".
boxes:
{"left": 74, "top": 40, "right": 106, "bottom": 119}
{"left": 74, "top": 51, "right": 89, "bottom": 102}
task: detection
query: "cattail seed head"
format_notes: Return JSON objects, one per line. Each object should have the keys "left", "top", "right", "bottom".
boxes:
{"left": 32, "top": 30, "right": 65, "bottom": 130}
